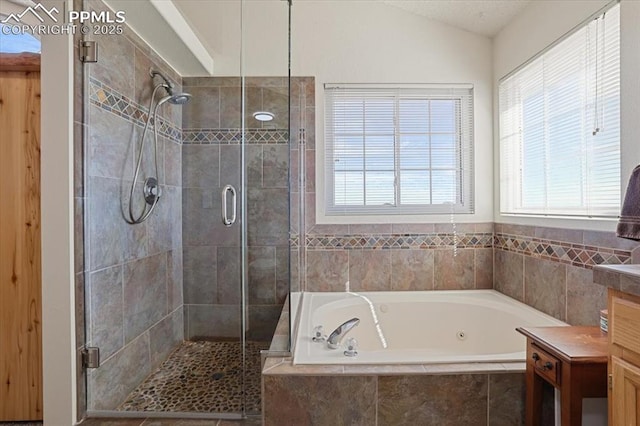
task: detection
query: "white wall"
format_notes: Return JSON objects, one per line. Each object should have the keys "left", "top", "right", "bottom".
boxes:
{"left": 40, "top": 0, "right": 76, "bottom": 424}
{"left": 177, "top": 0, "right": 494, "bottom": 224}
{"left": 493, "top": 0, "right": 640, "bottom": 231}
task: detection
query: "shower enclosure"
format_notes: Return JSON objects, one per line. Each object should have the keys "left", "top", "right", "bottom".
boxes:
{"left": 75, "top": 0, "right": 295, "bottom": 419}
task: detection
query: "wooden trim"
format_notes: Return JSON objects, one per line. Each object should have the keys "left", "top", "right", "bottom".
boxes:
{"left": 0, "top": 53, "right": 41, "bottom": 72}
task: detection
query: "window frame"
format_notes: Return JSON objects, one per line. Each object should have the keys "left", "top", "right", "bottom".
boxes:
{"left": 324, "top": 84, "right": 475, "bottom": 216}
{"left": 498, "top": 2, "right": 621, "bottom": 219}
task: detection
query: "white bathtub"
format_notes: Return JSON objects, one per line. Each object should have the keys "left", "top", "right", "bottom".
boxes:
{"left": 292, "top": 290, "right": 566, "bottom": 365}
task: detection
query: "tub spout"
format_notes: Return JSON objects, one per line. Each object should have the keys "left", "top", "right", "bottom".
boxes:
{"left": 327, "top": 317, "right": 360, "bottom": 349}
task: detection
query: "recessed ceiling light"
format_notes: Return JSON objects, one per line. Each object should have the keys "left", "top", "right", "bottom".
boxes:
{"left": 253, "top": 111, "right": 274, "bottom": 122}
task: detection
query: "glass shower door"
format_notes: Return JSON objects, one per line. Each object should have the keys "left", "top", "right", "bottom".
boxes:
{"left": 79, "top": 0, "right": 291, "bottom": 419}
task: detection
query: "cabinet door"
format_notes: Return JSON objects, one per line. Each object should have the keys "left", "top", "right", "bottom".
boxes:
{"left": 611, "top": 356, "right": 640, "bottom": 426}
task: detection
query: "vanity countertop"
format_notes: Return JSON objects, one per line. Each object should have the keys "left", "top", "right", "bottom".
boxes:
{"left": 593, "top": 264, "right": 640, "bottom": 296}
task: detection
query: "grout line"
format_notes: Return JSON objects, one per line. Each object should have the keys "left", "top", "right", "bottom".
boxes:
{"left": 486, "top": 373, "right": 491, "bottom": 425}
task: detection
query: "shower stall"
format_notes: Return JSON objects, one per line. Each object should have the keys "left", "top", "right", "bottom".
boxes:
{"left": 75, "top": 0, "right": 298, "bottom": 419}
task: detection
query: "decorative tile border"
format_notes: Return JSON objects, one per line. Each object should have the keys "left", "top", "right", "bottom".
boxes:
{"left": 290, "top": 235, "right": 300, "bottom": 249}
{"left": 494, "top": 233, "right": 631, "bottom": 269}
{"left": 300, "top": 231, "right": 631, "bottom": 269}
{"left": 182, "top": 128, "right": 289, "bottom": 145}
{"left": 305, "top": 233, "right": 494, "bottom": 250}
{"left": 89, "top": 78, "right": 182, "bottom": 143}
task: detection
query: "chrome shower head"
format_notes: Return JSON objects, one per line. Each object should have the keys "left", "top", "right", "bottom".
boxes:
{"left": 168, "top": 92, "right": 192, "bottom": 105}
{"left": 156, "top": 91, "right": 192, "bottom": 107}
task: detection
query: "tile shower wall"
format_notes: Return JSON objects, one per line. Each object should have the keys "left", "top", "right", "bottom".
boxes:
{"left": 78, "top": 0, "right": 184, "bottom": 411}
{"left": 494, "top": 223, "right": 640, "bottom": 325}
{"left": 181, "top": 77, "right": 305, "bottom": 341}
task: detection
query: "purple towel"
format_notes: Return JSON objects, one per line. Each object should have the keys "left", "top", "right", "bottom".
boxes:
{"left": 617, "top": 165, "right": 640, "bottom": 240}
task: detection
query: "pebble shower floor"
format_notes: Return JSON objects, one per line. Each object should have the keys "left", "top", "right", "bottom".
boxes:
{"left": 118, "top": 341, "right": 269, "bottom": 413}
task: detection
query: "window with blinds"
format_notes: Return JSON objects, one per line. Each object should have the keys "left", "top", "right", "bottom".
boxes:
{"left": 324, "top": 84, "right": 474, "bottom": 215}
{"left": 499, "top": 3, "right": 620, "bottom": 218}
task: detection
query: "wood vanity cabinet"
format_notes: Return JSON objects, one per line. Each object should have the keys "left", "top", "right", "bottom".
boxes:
{"left": 608, "top": 288, "right": 640, "bottom": 425}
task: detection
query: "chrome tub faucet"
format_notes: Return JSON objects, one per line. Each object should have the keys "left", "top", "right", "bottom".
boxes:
{"left": 327, "top": 317, "right": 360, "bottom": 349}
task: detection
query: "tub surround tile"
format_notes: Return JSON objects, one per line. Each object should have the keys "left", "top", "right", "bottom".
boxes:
{"left": 566, "top": 266, "right": 607, "bottom": 326}
{"left": 350, "top": 224, "right": 393, "bottom": 234}
{"left": 489, "top": 373, "right": 526, "bottom": 426}
{"left": 390, "top": 250, "right": 434, "bottom": 291}
{"left": 583, "top": 230, "right": 640, "bottom": 251}
{"left": 349, "top": 250, "right": 392, "bottom": 292}
{"left": 391, "top": 223, "right": 435, "bottom": 234}
{"left": 494, "top": 231, "right": 631, "bottom": 269}
{"left": 494, "top": 249, "right": 524, "bottom": 302}
{"left": 305, "top": 251, "right": 349, "bottom": 291}
{"left": 434, "top": 223, "right": 476, "bottom": 234}
{"left": 263, "top": 375, "right": 376, "bottom": 426}
{"left": 434, "top": 249, "right": 474, "bottom": 290}
{"left": 378, "top": 375, "right": 488, "bottom": 426}
{"left": 524, "top": 257, "right": 566, "bottom": 321}
{"left": 535, "top": 226, "right": 583, "bottom": 245}
{"left": 475, "top": 248, "right": 494, "bottom": 289}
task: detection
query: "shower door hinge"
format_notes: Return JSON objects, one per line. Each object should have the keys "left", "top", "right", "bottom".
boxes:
{"left": 82, "top": 347, "right": 100, "bottom": 369}
{"left": 79, "top": 40, "right": 98, "bottom": 63}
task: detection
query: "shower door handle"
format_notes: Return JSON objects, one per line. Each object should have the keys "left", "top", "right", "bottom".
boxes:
{"left": 222, "top": 185, "right": 237, "bottom": 226}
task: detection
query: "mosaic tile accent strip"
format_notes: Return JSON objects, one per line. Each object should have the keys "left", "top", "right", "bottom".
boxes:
{"left": 89, "top": 78, "right": 182, "bottom": 143}
{"left": 290, "top": 234, "right": 300, "bottom": 249}
{"left": 182, "top": 128, "right": 289, "bottom": 145}
{"left": 306, "top": 233, "right": 494, "bottom": 250}
{"left": 118, "top": 340, "right": 268, "bottom": 414}
{"left": 495, "top": 233, "right": 631, "bottom": 269}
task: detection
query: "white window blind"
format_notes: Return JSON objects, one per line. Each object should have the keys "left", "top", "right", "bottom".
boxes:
{"left": 324, "top": 84, "right": 474, "bottom": 215}
{"left": 499, "top": 3, "right": 620, "bottom": 218}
